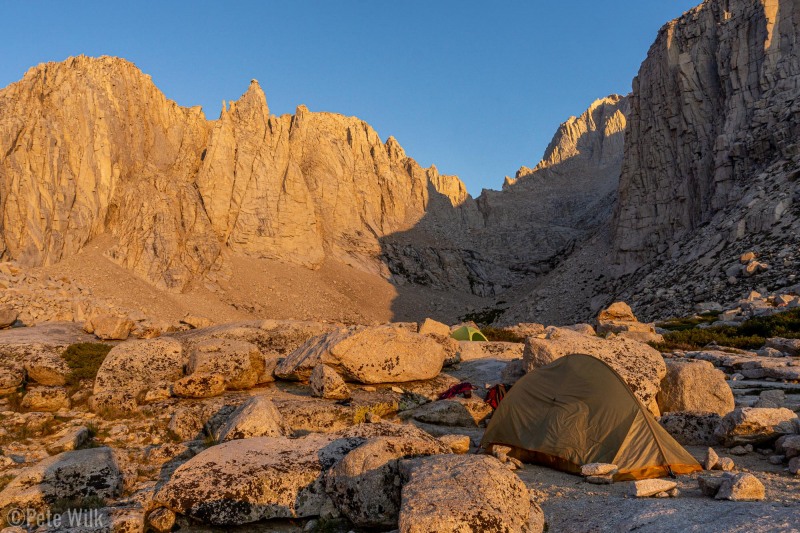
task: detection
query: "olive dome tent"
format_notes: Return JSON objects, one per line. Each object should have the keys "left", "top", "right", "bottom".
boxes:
{"left": 481, "top": 353, "right": 701, "bottom": 480}
{"left": 451, "top": 325, "right": 488, "bottom": 341}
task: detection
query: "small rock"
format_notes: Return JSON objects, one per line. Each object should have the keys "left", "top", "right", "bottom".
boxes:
{"left": 215, "top": 396, "right": 288, "bottom": 442}
{"left": 144, "top": 443, "right": 194, "bottom": 467}
{"left": 779, "top": 435, "right": 800, "bottom": 457}
{"left": 168, "top": 407, "right": 206, "bottom": 441}
{"left": 667, "top": 487, "right": 679, "bottom": 497}
{"left": 631, "top": 479, "right": 677, "bottom": 497}
{"left": 88, "top": 314, "right": 134, "bottom": 340}
{"left": 703, "top": 448, "right": 719, "bottom": 470}
{"left": 755, "top": 389, "right": 786, "bottom": 408}
{"left": 409, "top": 397, "right": 492, "bottom": 427}
{"left": 768, "top": 455, "right": 785, "bottom": 465}
{"left": 147, "top": 507, "right": 176, "bottom": 532}
{"left": 391, "top": 386, "right": 404, "bottom": 394}
{"left": 714, "top": 457, "right": 735, "bottom": 471}
{"left": 714, "top": 407, "right": 798, "bottom": 446}
{"left": 362, "top": 386, "right": 376, "bottom": 392}
{"left": 310, "top": 364, "right": 350, "bottom": 400}
{"left": 418, "top": 318, "right": 451, "bottom": 337}
{"left": 715, "top": 473, "right": 765, "bottom": 501}
{"left": 729, "top": 445, "right": 748, "bottom": 456}
{"left": 21, "top": 386, "right": 70, "bottom": 412}
{"left": 765, "top": 337, "right": 800, "bottom": 356}
{"left": 580, "top": 463, "right": 618, "bottom": 476}
{"left": 788, "top": 456, "right": 800, "bottom": 474}
{"left": 0, "top": 362, "right": 24, "bottom": 395}
{"left": 562, "top": 323, "right": 597, "bottom": 336}
{"left": 698, "top": 474, "right": 727, "bottom": 497}
{"left": 0, "top": 305, "right": 18, "bottom": 328}
{"left": 23, "top": 350, "right": 70, "bottom": 386}
{"left": 507, "top": 456, "right": 524, "bottom": 469}
{"left": 181, "top": 313, "right": 214, "bottom": 329}
{"left": 46, "top": 426, "right": 90, "bottom": 454}
{"left": 439, "top": 434, "right": 470, "bottom": 454}
{"left": 743, "top": 260, "right": 768, "bottom": 277}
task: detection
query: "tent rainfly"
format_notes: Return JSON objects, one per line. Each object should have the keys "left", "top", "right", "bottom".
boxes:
{"left": 451, "top": 325, "right": 488, "bottom": 342}
{"left": 481, "top": 353, "right": 702, "bottom": 480}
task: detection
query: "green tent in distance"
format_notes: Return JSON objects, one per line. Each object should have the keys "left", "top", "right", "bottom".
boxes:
{"left": 451, "top": 325, "right": 488, "bottom": 341}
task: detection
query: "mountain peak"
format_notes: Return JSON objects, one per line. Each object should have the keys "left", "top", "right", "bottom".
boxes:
{"left": 225, "top": 78, "right": 269, "bottom": 118}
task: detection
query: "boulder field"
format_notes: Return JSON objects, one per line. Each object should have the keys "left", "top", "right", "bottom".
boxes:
{"left": 0, "top": 302, "right": 798, "bottom": 531}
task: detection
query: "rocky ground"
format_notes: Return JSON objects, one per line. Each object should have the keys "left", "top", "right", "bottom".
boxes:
{"left": 0, "top": 293, "right": 798, "bottom": 532}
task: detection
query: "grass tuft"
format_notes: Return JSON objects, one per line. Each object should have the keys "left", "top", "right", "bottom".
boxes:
{"left": 62, "top": 343, "right": 113, "bottom": 387}
{"left": 353, "top": 401, "right": 396, "bottom": 424}
{"left": 51, "top": 495, "right": 105, "bottom": 514}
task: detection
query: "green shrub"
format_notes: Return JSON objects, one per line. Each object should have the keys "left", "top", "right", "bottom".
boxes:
{"left": 737, "top": 308, "right": 800, "bottom": 338}
{"left": 459, "top": 306, "right": 507, "bottom": 327}
{"left": 651, "top": 307, "right": 800, "bottom": 351}
{"left": 62, "top": 343, "right": 113, "bottom": 386}
{"left": 656, "top": 311, "right": 721, "bottom": 331}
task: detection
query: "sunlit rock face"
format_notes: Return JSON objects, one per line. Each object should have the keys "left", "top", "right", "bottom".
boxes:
{"left": 0, "top": 56, "right": 215, "bottom": 290}
{"left": 0, "top": 56, "right": 476, "bottom": 292}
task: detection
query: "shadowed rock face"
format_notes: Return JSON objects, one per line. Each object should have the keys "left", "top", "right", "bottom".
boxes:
{"left": 477, "top": 95, "right": 628, "bottom": 276}
{"left": 613, "top": 0, "right": 800, "bottom": 273}
{"left": 381, "top": 94, "right": 629, "bottom": 298}
{"left": 503, "top": 0, "right": 800, "bottom": 325}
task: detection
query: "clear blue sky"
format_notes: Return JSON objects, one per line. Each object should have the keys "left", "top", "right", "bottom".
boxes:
{"left": 3, "top": 1, "right": 698, "bottom": 194}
